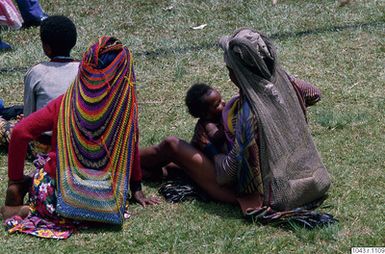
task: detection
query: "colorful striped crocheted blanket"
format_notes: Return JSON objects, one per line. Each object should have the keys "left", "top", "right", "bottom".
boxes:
{"left": 56, "top": 36, "right": 138, "bottom": 224}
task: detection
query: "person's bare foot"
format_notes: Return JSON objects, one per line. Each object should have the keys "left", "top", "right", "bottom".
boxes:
{"left": 0, "top": 205, "right": 30, "bottom": 220}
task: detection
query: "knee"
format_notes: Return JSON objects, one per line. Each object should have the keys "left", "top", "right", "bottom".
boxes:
{"left": 160, "top": 136, "right": 180, "bottom": 155}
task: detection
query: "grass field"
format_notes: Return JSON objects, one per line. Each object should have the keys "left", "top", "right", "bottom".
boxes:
{"left": 0, "top": 0, "right": 384, "bottom": 253}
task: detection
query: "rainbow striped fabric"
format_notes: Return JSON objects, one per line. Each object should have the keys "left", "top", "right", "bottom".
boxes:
{"left": 56, "top": 36, "right": 138, "bottom": 224}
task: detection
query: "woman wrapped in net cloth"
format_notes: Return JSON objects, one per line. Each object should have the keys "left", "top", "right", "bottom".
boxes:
{"left": 1, "top": 36, "right": 159, "bottom": 239}
{"left": 141, "top": 28, "right": 332, "bottom": 225}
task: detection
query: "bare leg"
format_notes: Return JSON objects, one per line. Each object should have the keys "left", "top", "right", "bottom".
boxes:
{"left": 1, "top": 176, "right": 32, "bottom": 219}
{"left": 5, "top": 178, "right": 32, "bottom": 206}
{"left": 141, "top": 136, "right": 237, "bottom": 204}
{"left": 140, "top": 145, "right": 171, "bottom": 181}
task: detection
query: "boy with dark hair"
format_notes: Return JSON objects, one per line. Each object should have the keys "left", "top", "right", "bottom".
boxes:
{"left": 185, "top": 83, "right": 227, "bottom": 159}
{"left": 0, "top": 15, "right": 78, "bottom": 152}
{"left": 23, "top": 15, "right": 78, "bottom": 117}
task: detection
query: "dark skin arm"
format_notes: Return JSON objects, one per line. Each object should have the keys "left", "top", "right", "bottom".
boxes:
{"left": 204, "top": 122, "right": 226, "bottom": 148}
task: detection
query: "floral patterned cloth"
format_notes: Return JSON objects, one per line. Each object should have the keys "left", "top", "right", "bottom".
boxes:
{"left": 4, "top": 156, "right": 76, "bottom": 239}
{"left": 0, "top": 0, "right": 23, "bottom": 29}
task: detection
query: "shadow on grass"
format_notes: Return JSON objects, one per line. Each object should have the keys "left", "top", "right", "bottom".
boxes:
{"left": 193, "top": 199, "right": 244, "bottom": 220}
{"left": 270, "top": 19, "right": 384, "bottom": 40}
{"left": 137, "top": 19, "right": 384, "bottom": 58}
{"left": 144, "top": 177, "right": 244, "bottom": 220}
{"left": 192, "top": 197, "right": 339, "bottom": 238}
{"left": 0, "top": 147, "right": 8, "bottom": 157}
{"left": 77, "top": 223, "right": 123, "bottom": 234}
{"left": 147, "top": 178, "right": 339, "bottom": 237}
{"left": 0, "top": 19, "right": 383, "bottom": 74}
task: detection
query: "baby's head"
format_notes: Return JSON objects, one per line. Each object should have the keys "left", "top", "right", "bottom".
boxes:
{"left": 185, "top": 83, "right": 225, "bottom": 120}
{"left": 40, "top": 15, "right": 77, "bottom": 58}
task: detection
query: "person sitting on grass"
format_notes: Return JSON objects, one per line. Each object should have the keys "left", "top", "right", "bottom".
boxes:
{"left": 146, "top": 83, "right": 227, "bottom": 181}
{"left": 185, "top": 80, "right": 320, "bottom": 160}
{"left": 1, "top": 36, "right": 160, "bottom": 239}
{"left": 146, "top": 75, "right": 321, "bottom": 182}
{"left": 23, "top": 15, "right": 79, "bottom": 117}
{"left": 140, "top": 28, "right": 335, "bottom": 228}
{"left": 0, "top": 15, "right": 79, "bottom": 154}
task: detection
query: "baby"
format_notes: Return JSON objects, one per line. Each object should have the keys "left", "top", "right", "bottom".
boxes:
{"left": 185, "top": 83, "right": 227, "bottom": 159}
{"left": 141, "top": 83, "right": 227, "bottom": 181}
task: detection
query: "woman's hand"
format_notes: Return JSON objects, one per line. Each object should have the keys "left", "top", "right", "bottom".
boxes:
{"left": 132, "top": 190, "right": 161, "bottom": 207}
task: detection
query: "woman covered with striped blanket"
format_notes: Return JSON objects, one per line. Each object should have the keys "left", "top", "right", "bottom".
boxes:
{"left": 1, "top": 36, "right": 159, "bottom": 239}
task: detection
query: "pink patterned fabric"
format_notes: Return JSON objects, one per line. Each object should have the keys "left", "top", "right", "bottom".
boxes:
{"left": 0, "top": 0, "right": 23, "bottom": 29}
{"left": 5, "top": 215, "right": 74, "bottom": 239}
{"left": 4, "top": 156, "right": 76, "bottom": 239}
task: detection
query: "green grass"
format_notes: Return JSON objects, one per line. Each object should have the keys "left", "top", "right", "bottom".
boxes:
{"left": 1, "top": 0, "right": 384, "bottom": 253}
